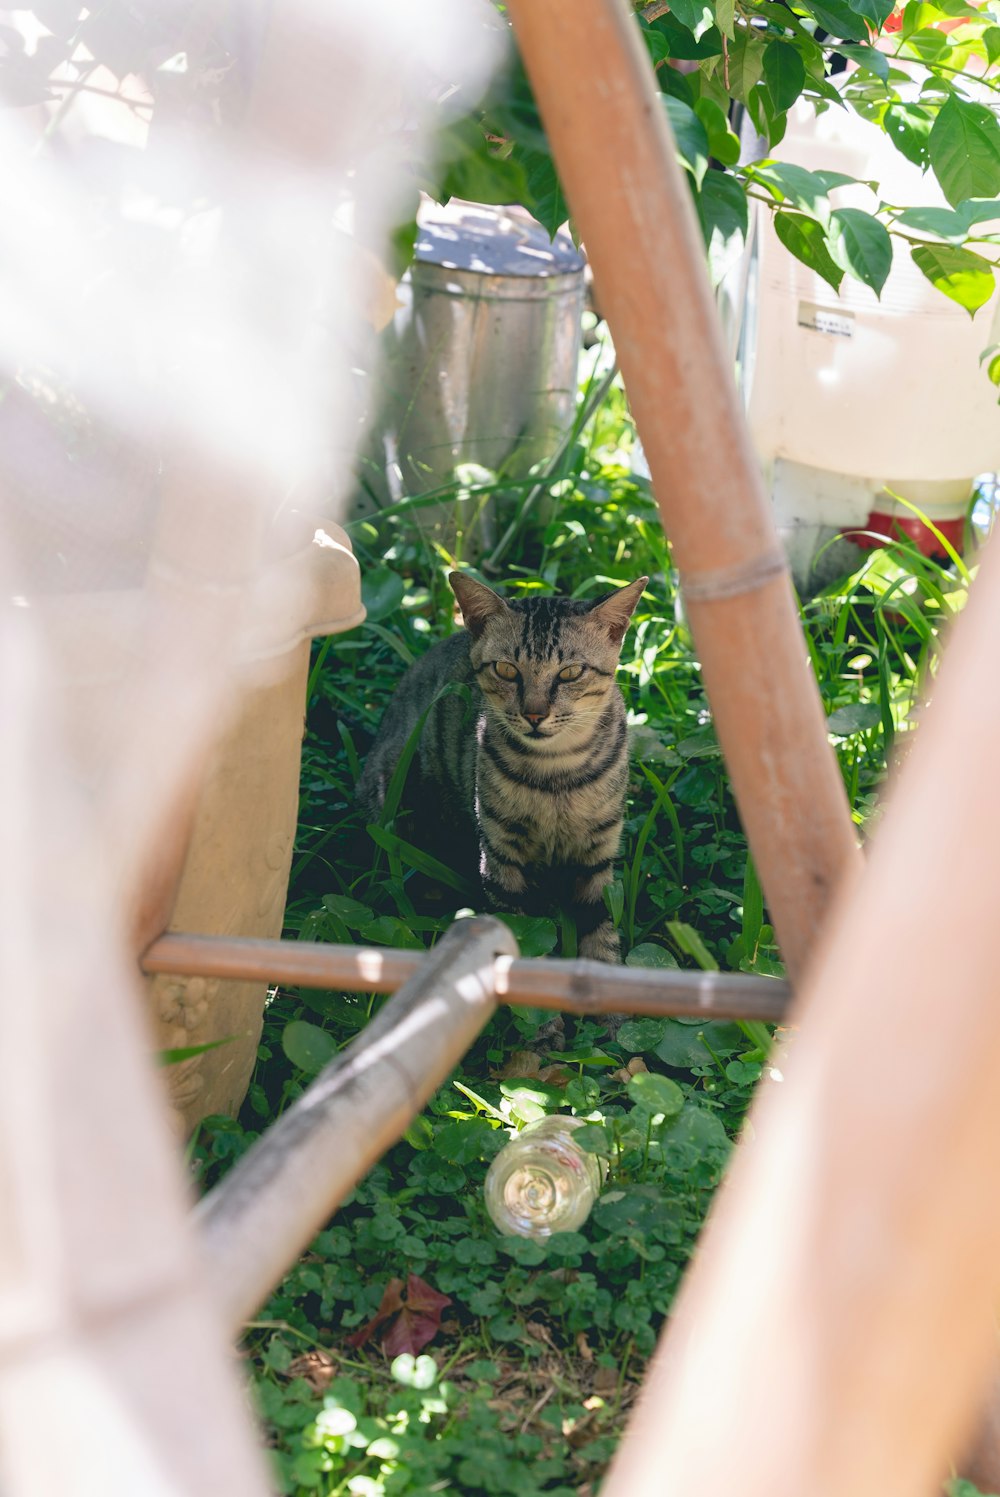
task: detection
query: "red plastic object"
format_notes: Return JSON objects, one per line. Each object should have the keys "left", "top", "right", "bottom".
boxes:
{"left": 843, "top": 510, "right": 965, "bottom": 559}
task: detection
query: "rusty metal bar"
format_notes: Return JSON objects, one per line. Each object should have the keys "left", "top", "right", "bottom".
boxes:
{"left": 505, "top": 0, "right": 860, "bottom": 982}
{"left": 143, "top": 930, "right": 792, "bottom": 1022}
{"left": 197, "top": 917, "right": 515, "bottom": 1332}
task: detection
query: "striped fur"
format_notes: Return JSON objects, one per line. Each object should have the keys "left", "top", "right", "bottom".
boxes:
{"left": 357, "top": 573, "right": 648, "bottom": 962}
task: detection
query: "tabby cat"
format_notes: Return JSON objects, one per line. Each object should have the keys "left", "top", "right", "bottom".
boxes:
{"left": 357, "top": 572, "right": 648, "bottom": 962}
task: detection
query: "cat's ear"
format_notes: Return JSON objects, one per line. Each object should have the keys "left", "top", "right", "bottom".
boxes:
{"left": 449, "top": 571, "right": 510, "bottom": 638}
{"left": 588, "top": 577, "right": 648, "bottom": 646}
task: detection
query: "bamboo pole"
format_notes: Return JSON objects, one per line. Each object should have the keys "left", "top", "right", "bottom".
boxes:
{"left": 142, "top": 931, "right": 792, "bottom": 1022}
{"left": 197, "top": 916, "right": 515, "bottom": 1333}
{"left": 504, "top": 0, "right": 860, "bottom": 982}
{"left": 602, "top": 533, "right": 1000, "bottom": 1497}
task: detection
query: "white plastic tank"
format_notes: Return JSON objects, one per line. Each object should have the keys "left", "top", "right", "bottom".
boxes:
{"left": 735, "top": 85, "right": 1000, "bottom": 584}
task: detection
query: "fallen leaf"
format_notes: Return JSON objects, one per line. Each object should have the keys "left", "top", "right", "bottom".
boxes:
{"left": 626, "top": 1057, "right": 649, "bottom": 1075}
{"left": 592, "top": 1365, "right": 619, "bottom": 1396}
{"left": 346, "top": 1273, "right": 452, "bottom": 1356}
{"left": 286, "top": 1350, "right": 336, "bottom": 1392}
{"left": 495, "top": 1049, "right": 543, "bottom": 1079}
{"left": 576, "top": 1332, "right": 594, "bottom": 1363}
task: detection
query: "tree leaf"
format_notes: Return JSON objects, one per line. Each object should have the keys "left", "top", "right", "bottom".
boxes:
{"left": 763, "top": 40, "right": 806, "bottom": 112}
{"left": 695, "top": 171, "right": 749, "bottom": 286}
{"left": 884, "top": 101, "right": 934, "bottom": 167}
{"left": 663, "top": 96, "right": 710, "bottom": 187}
{"left": 800, "top": 0, "right": 871, "bottom": 40}
{"left": 774, "top": 210, "right": 844, "bottom": 292}
{"left": 513, "top": 146, "right": 569, "bottom": 238}
{"left": 716, "top": 0, "right": 737, "bottom": 40}
{"left": 928, "top": 95, "right": 1000, "bottom": 208}
{"left": 845, "top": 0, "right": 896, "bottom": 29}
{"left": 893, "top": 204, "right": 969, "bottom": 241}
{"left": 827, "top": 206, "right": 893, "bottom": 295}
{"left": 836, "top": 41, "right": 890, "bottom": 77}
{"left": 695, "top": 97, "right": 741, "bottom": 164}
{"left": 747, "top": 160, "right": 831, "bottom": 224}
{"left": 282, "top": 1019, "right": 337, "bottom": 1076}
{"left": 910, "top": 243, "right": 997, "bottom": 313}
{"left": 616, "top": 1017, "right": 670, "bottom": 1053}
{"left": 725, "top": 29, "right": 766, "bottom": 101}
{"left": 669, "top": 0, "right": 716, "bottom": 36}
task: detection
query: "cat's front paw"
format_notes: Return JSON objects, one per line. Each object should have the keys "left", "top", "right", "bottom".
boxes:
{"left": 579, "top": 921, "right": 621, "bottom": 964}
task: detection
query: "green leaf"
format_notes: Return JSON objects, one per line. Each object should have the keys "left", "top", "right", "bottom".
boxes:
{"left": 845, "top": 0, "right": 895, "bottom": 29}
{"left": 763, "top": 41, "right": 806, "bottom": 112}
{"left": 667, "top": 920, "right": 719, "bottom": 971}
{"left": 439, "top": 123, "right": 529, "bottom": 207}
{"left": 625, "top": 941, "right": 680, "bottom": 969}
{"left": 282, "top": 1020, "right": 337, "bottom": 1075}
{"left": 404, "top": 1115, "right": 435, "bottom": 1151}
{"left": 980, "top": 341, "right": 1000, "bottom": 387}
{"left": 512, "top": 146, "right": 569, "bottom": 239}
{"left": 928, "top": 95, "right": 1000, "bottom": 209}
{"left": 826, "top": 701, "right": 882, "bottom": 735}
{"left": 157, "top": 1036, "right": 234, "bottom": 1066}
{"left": 662, "top": 96, "right": 710, "bottom": 187}
{"left": 655, "top": 1019, "right": 745, "bottom": 1069}
{"left": 669, "top": 0, "right": 716, "bottom": 37}
{"left": 725, "top": 29, "right": 766, "bottom": 101}
{"left": 910, "top": 243, "right": 997, "bottom": 313}
{"left": 362, "top": 567, "right": 405, "bottom": 622}
{"left": 959, "top": 198, "right": 1000, "bottom": 228}
{"left": 432, "top": 1117, "right": 499, "bottom": 1164}
{"left": 497, "top": 914, "right": 557, "bottom": 957}
{"left": 640, "top": 19, "right": 672, "bottom": 62}
{"left": 741, "top": 854, "right": 764, "bottom": 955}
{"left": 800, "top": 0, "right": 871, "bottom": 41}
{"left": 747, "top": 161, "right": 831, "bottom": 224}
{"left": 836, "top": 42, "right": 890, "bottom": 78}
{"left": 984, "top": 24, "right": 1000, "bottom": 63}
{"left": 695, "top": 171, "right": 749, "bottom": 286}
{"left": 694, "top": 97, "right": 740, "bottom": 165}
{"left": 883, "top": 101, "right": 934, "bottom": 168}
{"left": 716, "top": 0, "right": 737, "bottom": 39}
{"left": 827, "top": 207, "right": 893, "bottom": 296}
{"left": 893, "top": 204, "right": 969, "bottom": 241}
{"left": 627, "top": 1071, "right": 685, "bottom": 1117}
{"left": 366, "top": 824, "right": 467, "bottom": 892}
{"left": 774, "top": 211, "right": 844, "bottom": 292}
{"left": 616, "top": 1017, "right": 670, "bottom": 1053}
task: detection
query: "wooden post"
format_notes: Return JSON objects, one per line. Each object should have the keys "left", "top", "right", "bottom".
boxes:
{"left": 505, "top": 0, "right": 860, "bottom": 981}
{"left": 602, "top": 533, "right": 1000, "bottom": 1497}
{"left": 198, "top": 917, "right": 516, "bottom": 1333}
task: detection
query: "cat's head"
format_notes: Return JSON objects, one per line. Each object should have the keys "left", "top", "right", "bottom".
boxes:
{"left": 449, "top": 573, "right": 648, "bottom": 745}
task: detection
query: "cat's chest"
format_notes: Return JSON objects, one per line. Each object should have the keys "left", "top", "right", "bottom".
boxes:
{"left": 477, "top": 751, "right": 618, "bottom": 860}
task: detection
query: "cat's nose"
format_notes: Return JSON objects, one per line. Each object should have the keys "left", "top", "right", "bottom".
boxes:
{"left": 524, "top": 709, "right": 549, "bottom": 725}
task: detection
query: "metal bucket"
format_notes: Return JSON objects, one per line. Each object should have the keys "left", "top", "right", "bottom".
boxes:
{"left": 359, "top": 201, "right": 586, "bottom": 560}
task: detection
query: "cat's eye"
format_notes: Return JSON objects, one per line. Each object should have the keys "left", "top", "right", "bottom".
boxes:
{"left": 557, "top": 663, "right": 585, "bottom": 682}
{"left": 493, "top": 660, "right": 519, "bottom": 681}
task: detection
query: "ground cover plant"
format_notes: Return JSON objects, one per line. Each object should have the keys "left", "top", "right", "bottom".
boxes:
{"left": 190, "top": 333, "right": 989, "bottom": 1495}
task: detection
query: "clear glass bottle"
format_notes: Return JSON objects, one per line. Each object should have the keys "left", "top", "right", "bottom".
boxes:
{"left": 484, "top": 1115, "right": 605, "bottom": 1239}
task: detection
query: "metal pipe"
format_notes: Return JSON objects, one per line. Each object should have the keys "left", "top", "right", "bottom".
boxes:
{"left": 143, "top": 931, "right": 792, "bottom": 1022}
{"left": 504, "top": 0, "right": 860, "bottom": 981}
{"left": 196, "top": 917, "right": 514, "bottom": 1332}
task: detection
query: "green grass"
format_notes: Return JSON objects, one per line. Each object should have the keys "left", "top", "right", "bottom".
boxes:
{"left": 192, "top": 347, "right": 984, "bottom": 1496}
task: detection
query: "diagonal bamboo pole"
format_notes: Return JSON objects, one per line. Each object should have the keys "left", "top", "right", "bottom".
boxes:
{"left": 197, "top": 916, "right": 516, "bottom": 1333}
{"left": 504, "top": 0, "right": 860, "bottom": 982}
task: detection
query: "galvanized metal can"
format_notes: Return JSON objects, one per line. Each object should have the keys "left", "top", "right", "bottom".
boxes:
{"left": 360, "top": 201, "right": 585, "bottom": 561}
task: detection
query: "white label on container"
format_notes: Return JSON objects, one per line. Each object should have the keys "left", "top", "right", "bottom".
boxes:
{"left": 798, "top": 301, "right": 855, "bottom": 337}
